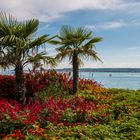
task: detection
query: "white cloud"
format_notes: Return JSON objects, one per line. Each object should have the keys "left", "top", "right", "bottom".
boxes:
{"left": 101, "top": 21, "right": 126, "bottom": 29}
{"left": 119, "top": 1, "right": 140, "bottom": 13}
{"left": 86, "top": 18, "right": 140, "bottom": 30}
{"left": 128, "top": 46, "right": 140, "bottom": 50}
{"left": 0, "top": 0, "right": 135, "bottom": 22}
{"left": 132, "top": 20, "right": 140, "bottom": 26}
{"left": 134, "top": 54, "right": 140, "bottom": 57}
{"left": 39, "top": 24, "right": 50, "bottom": 31}
{"left": 87, "top": 21, "right": 126, "bottom": 30}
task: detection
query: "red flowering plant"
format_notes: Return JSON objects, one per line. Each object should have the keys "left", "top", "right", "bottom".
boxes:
{"left": 0, "top": 74, "right": 43, "bottom": 100}
{"left": 5, "top": 129, "right": 25, "bottom": 140}
{"left": 0, "top": 69, "right": 111, "bottom": 138}
{"left": 78, "top": 78, "right": 107, "bottom": 93}
{"left": 0, "top": 92, "right": 112, "bottom": 138}
{"left": 0, "top": 99, "right": 22, "bottom": 136}
{"left": 26, "top": 70, "right": 73, "bottom": 99}
{"left": 0, "top": 69, "right": 106, "bottom": 101}
{"left": 25, "top": 68, "right": 106, "bottom": 97}
{"left": 0, "top": 71, "right": 65, "bottom": 100}
{"left": 0, "top": 98, "right": 46, "bottom": 138}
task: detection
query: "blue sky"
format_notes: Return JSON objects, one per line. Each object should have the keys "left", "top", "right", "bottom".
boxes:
{"left": 1, "top": 0, "right": 140, "bottom": 68}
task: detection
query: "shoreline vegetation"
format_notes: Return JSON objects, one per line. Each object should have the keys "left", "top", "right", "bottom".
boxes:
{"left": 0, "top": 13, "right": 140, "bottom": 139}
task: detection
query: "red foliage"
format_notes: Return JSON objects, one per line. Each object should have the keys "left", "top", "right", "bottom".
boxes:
{"left": 0, "top": 75, "right": 15, "bottom": 98}
{"left": 0, "top": 70, "right": 104, "bottom": 99}
{"left": 0, "top": 93, "right": 111, "bottom": 138}
{"left": 5, "top": 129, "right": 25, "bottom": 139}
{"left": 0, "top": 96, "right": 109, "bottom": 125}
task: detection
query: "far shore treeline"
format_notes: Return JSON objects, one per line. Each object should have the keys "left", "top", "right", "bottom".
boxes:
{"left": 1, "top": 68, "right": 140, "bottom": 75}
{"left": 56, "top": 68, "right": 140, "bottom": 73}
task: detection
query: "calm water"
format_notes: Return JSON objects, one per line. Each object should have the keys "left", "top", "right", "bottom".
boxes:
{"left": 79, "top": 72, "right": 140, "bottom": 90}
{"left": 0, "top": 70, "right": 140, "bottom": 90}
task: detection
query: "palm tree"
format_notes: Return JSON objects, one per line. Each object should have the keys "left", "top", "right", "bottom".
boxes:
{"left": 50, "top": 25, "right": 103, "bottom": 94}
{"left": 0, "top": 13, "right": 56, "bottom": 103}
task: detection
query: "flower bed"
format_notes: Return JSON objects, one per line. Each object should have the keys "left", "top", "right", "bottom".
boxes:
{"left": 0, "top": 70, "right": 105, "bottom": 99}
{"left": 0, "top": 71, "right": 139, "bottom": 139}
{"left": 0, "top": 88, "right": 140, "bottom": 139}
{"left": 0, "top": 87, "right": 112, "bottom": 139}
{"left": 0, "top": 89, "right": 140, "bottom": 139}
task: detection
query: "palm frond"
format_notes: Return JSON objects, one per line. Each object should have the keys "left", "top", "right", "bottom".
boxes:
{"left": 84, "top": 37, "right": 103, "bottom": 48}
{"left": 0, "top": 12, "right": 21, "bottom": 37}
{"left": 60, "top": 25, "right": 74, "bottom": 39}
{"left": 28, "top": 34, "right": 49, "bottom": 50}
{"left": 48, "top": 40, "right": 61, "bottom": 45}
{"left": 56, "top": 48, "right": 73, "bottom": 61}
{"left": 83, "top": 49, "right": 103, "bottom": 62}
{"left": 20, "top": 19, "right": 39, "bottom": 39}
{"left": 27, "top": 52, "right": 57, "bottom": 67}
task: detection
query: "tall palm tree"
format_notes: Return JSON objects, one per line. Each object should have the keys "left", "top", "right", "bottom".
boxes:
{"left": 0, "top": 13, "right": 56, "bottom": 103}
{"left": 50, "top": 25, "right": 103, "bottom": 94}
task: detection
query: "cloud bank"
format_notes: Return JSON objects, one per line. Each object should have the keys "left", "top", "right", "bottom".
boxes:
{"left": 1, "top": 0, "right": 140, "bottom": 22}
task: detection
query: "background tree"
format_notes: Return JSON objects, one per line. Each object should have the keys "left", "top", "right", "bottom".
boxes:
{"left": 50, "top": 25, "right": 103, "bottom": 94}
{"left": 0, "top": 13, "right": 56, "bottom": 104}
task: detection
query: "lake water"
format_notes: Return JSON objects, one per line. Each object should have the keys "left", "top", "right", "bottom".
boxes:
{"left": 0, "top": 70, "right": 140, "bottom": 90}
{"left": 79, "top": 72, "right": 140, "bottom": 90}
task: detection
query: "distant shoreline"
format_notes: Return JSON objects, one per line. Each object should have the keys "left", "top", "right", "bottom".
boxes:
{"left": 56, "top": 68, "right": 140, "bottom": 73}
{"left": 1, "top": 68, "right": 140, "bottom": 74}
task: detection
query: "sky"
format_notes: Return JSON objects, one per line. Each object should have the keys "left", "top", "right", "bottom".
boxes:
{"left": 1, "top": 0, "right": 140, "bottom": 68}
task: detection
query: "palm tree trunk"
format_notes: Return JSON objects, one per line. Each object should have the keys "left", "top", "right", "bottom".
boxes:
{"left": 72, "top": 51, "right": 79, "bottom": 95}
{"left": 15, "top": 62, "right": 26, "bottom": 104}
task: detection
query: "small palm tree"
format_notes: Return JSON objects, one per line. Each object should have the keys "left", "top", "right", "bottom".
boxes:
{"left": 0, "top": 13, "right": 56, "bottom": 103}
{"left": 50, "top": 25, "right": 103, "bottom": 94}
